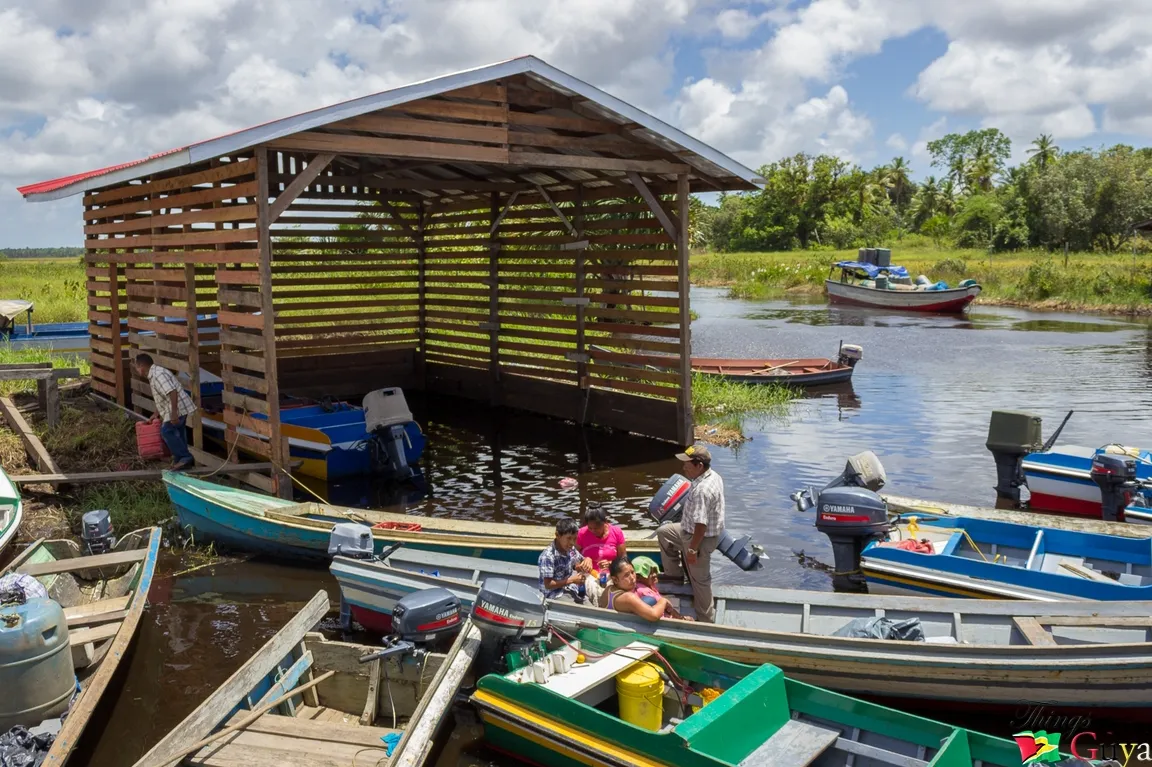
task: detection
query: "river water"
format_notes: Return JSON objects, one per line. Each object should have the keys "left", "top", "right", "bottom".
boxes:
{"left": 82, "top": 288, "right": 1152, "bottom": 765}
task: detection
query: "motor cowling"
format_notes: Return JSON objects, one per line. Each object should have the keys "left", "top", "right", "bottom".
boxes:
{"left": 328, "top": 522, "right": 374, "bottom": 559}
{"left": 391, "top": 587, "right": 463, "bottom": 646}
{"left": 471, "top": 577, "right": 547, "bottom": 676}
{"left": 986, "top": 410, "right": 1043, "bottom": 504}
{"left": 649, "top": 474, "right": 765, "bottom": 571}
{"left": 363, "top": 388, "right": 416, "bottom": 482}
{"left": 80, "top": 510, "right": 115, "bottom": 556}
{"left": 837, "top": 344, "right": 863, "bottom": 368}
{"left": 1090, "top": 453, "right": 1138, "bottom": 522}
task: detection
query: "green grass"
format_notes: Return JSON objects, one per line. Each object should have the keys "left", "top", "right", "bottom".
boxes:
{"left": 691, "top": 371, "right": 795, "bottom": 433}
{"left": 691, "top": 247, "right": 1152, "bottom": 312}
{"left": 0, "top": 257, "right": 87, "bottom": 323}
{"left": 0, "top": 344, "right": 91, "bottom": 396}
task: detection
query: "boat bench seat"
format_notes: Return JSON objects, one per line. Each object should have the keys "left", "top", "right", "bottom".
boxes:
{"left": 677, "top": 665, "right": 794, "bottom": 763}
{"left": 737, "top": 718, "right": 839, "bottom": 767}
{"left": 189, "top": 711, "right": 400, "bottom": 767}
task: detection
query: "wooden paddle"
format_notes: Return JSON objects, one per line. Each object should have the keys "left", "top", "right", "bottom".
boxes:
{"left": 748, "top": 360, "right": 798, "bottom": 375}
{"left": 151, "top": 670, "right": 337, "bottom": 767}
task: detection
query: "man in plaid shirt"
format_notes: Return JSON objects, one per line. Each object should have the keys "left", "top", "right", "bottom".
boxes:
{"left": 135, "top": 353, "right": 197, "bottom": 470}
{"left": 538, "top": 518, "right": 593, "bottom": 601}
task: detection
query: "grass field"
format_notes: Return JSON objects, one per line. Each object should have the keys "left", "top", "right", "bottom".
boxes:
{"left": 691, "top": 246, "right": 1152, "bottom": 314}
{"left": 1, "top": 257, "right": 87, "bottom": 323}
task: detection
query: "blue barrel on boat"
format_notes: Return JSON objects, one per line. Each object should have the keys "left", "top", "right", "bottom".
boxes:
{"left": 0, "top": 597, "right": 75, "bottom": 731}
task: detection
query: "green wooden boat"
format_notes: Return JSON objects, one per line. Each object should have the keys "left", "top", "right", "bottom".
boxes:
{"left": 471, "top": 627, "right": 1032, "bottom": 767}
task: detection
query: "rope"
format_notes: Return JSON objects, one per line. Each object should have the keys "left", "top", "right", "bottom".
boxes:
{"left": 895, "top": 516, "right": 1003, "bottom": 564}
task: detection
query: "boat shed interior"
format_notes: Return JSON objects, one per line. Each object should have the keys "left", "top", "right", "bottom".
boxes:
{"left": 17, "top": 56, "right": 761, "bottom": 495}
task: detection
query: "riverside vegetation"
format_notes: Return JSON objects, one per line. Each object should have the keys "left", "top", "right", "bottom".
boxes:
{"left": 691, "top": 129, "right": 1152, "bottom": 313}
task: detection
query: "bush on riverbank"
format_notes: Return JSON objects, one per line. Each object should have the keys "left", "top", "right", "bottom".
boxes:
{"left": 692, "top": 247, "right": 1152, "bottom": 313}
{"left": 691, "top": 372, "right": 794, "bottom": 446}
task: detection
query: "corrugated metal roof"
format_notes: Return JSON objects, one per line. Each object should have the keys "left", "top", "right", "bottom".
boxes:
{"left": 19, "top": 55, "right": 760, "bottom": 202}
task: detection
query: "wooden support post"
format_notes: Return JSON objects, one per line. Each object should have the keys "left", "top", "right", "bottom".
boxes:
{"left": 269, "top": 153, "right": 335, "bottom": 222}
{"left": 256, "top": 148, "right": 287, "bottom": 496}
{"left": 35, "top": 379, "right": 60, "bottom": 428}
{"left": 676, "top": 173, "right": 693, "bottom": 445}
{"left": 109, "top": 262, "right": 126, "bottom": 406}
{"left": 185, "top": 235, "right": 203, "bottom": 451}
{"left": 416, "top": 203, "right": 428, "bottom": 388}
{"left": 627, "top": 171, "right": 679, "bottom": 242}
{"left": 573, "top": 186, "right": 589, "bottom": 404}
{"left": 488, "top": 192, "right": 500, "bottom": 407}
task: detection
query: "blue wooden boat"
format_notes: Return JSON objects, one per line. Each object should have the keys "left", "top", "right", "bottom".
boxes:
{"left": 198, "top": 380, "right": 424, "bottom": 482}
{"left": 861, "top": 514, "right": 1152, "bottom": 601}
{"left": 129, "top": 589, "right": 483, "bottom": 767}
{"left": 162, "top": 471, "right": 663, "bottom": 564}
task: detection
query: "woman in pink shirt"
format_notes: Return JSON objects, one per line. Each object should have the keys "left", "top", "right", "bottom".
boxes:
{"left": 577, "top": 505, "right": 627, "bottom": 572}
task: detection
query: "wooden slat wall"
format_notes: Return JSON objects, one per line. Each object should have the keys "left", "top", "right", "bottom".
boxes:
{"left": 83, "top": 157, "right": 260, "bottom": 457}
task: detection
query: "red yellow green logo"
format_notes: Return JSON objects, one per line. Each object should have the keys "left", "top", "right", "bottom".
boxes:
{"left": 1014, "top": 731, "right": 1063, "bottom": 765}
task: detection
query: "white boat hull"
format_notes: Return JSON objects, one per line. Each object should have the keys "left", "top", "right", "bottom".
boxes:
{"left": 825, "top": 280, "right": 980, "bottom": 312}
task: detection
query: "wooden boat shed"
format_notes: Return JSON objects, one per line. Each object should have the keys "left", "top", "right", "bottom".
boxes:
{"left": 18, "top": 56, "right": 760, "bottom": 494}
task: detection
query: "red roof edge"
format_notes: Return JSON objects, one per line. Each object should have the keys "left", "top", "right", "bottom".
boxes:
{"left": 17, "top": 146, "right": 188, "bottom": 198}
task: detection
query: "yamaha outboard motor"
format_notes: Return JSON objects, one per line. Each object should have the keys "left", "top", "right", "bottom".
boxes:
{"left": 648, "top": 475, "right": 766, "bottom": 571}
{"left": 471, "top": 577, "right": 548, "bottom": 677}
{"left": 986, "top": 411, "right": 1043, "bottom": 504}
{"left": 1091, "top": 453, "right": 1138, "bottom": 523}
{"left": 81, "top": 509, "right": 116, "bottom": 555}
{"left": 358, "top": 587, "right": 464, "bottom": 667}
{"left": 791, "top": 451, "right": 892, "bottom": 591}
{"left": 363, "top": 387, "right": 415, "bottom": 482}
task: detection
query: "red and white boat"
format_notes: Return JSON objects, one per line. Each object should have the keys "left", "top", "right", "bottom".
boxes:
{"left": 825, "top": 260, "right": 981, "bottom": 313}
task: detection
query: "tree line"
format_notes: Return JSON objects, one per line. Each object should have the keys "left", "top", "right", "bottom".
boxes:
{"left": 693, "top": 129, "right": 1152, "bottom": 254}
{"left": 0, "top": 247, "right": 85, "bottom": 259}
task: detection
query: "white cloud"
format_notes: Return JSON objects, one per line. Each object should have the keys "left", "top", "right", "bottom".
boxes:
{"left": 4, "top": 0, "right": 1152, "bottom": 247}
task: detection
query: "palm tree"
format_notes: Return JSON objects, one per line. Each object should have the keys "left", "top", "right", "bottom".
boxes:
{"left": 968, "top": 146, "right": 998, "bottom": 192}
{"left": 1028, "top": 134, "right": 1058, "bottom": 169}
{"left": 909, "top": 176, "right": 941, "bottom": 227}
{"left": 939, "top": 179, "right": 958, "bottom": 217}
{"left": 886, "top": 157, "right": 912, "bottom": 208}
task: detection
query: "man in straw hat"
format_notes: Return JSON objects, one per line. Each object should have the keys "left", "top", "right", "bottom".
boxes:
{"left": 656, "top": 443, "right": 724, "bottom": 622}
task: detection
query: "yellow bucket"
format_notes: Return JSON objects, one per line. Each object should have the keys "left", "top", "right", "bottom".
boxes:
{"left": 616, "top": 662, "right": 664, "bottom": 732}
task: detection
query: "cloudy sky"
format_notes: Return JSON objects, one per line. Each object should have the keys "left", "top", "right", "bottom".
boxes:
{"left": 4, "top": 0, "right": 1151, "bottom": 247}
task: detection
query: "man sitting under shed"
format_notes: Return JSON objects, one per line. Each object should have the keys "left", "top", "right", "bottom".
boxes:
{"left": 134, "top": 353, "right": 197, "bottom": 471}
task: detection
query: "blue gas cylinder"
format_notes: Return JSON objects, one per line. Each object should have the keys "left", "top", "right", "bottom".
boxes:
{"left": 0, "top": 597, "right": 76, "bottom": 731}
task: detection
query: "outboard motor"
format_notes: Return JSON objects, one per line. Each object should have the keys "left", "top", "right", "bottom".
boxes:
{"left": 792, "top": 452, "right": 892, "bottom": 591}
{"left": 985, "top": 411, "right": 1043, "bottom": 504}
{"left": 471, "top": 577, "right": 548, "bottom": 677}
{"left": 80, "top": 510, "right": 116, "bottom": 555}
{"left": 357, "top": 587, "right": 464, "bottom": 667}
{"left": 328, "top": 522, "right": 375, "bottom": 559}
{"left": 837, "top": 343, "right": 863, "bottom": 368}
{"left": 648, "top": 475, "right": 766, "bottom": 571}
{"left": 1091, "top": 453, "right": 1138, "bottom": 522}
{"left": 363, "top": 387, "right": 415, "bottom": 482}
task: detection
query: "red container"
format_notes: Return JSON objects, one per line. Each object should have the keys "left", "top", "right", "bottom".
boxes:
{"left": 135, "top": 420, "right": 170, "bottom": 460}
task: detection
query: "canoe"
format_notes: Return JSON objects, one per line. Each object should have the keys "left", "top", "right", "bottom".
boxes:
{"left": 130, "top": 589, "right": 483, "bottom": 767}
{"left": 690, "top": 357, "right": 855, "bottom": 387}
{"left": 474, "top": 626, "right": 1025, "bottom": 767}
{"left": 861, "top": 515, "right": 1152, "bottom": 601}
{"left": 0, "top": 466, "right": 23, "bottom": 556}
{"left": 162, "top": 471, "right": 663, "bottom": 565}
{"left": 2, "top": 526, "right": 161, "bottom": 766}
{"left": 199, "top": 392, "right": 425, "bottom": 482}
{"left": 331, "top": 546, "right": 1152, "bottom": 709}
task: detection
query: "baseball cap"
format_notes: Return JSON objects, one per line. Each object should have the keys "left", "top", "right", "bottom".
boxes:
{"left": 632, "top": 556, "right": 662, "bottom": 578}
{"left": 675, "top": 444, "right": 712, "bottom": 463}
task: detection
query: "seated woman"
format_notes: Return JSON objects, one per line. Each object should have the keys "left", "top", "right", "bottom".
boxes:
{"left": 597, "top": 556, "right": 692, "bottom": 621}
{"left": 577, "top": 504, "right": 627, "bottom": 573}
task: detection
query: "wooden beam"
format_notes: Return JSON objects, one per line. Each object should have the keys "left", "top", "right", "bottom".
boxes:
{"left": 19, "top": 547, "right": 148, "bottom": 577}
{"left": 488, "top": 191, "right": 521, "bottom": 236}
{"left": 488, "top": 192, "right": 500, "bottom": 406}
{"left": 627, "top": 171, "right": 679, "bottom": 242}
{"left": 269, "top": 153, "right": 335, "bottom": 222}
{"left": 676, "top": 173, "right": 692, "bottom": 446}
{"left": 534, "top": 185, "right": 579, "bottom": 239}
{"left": 511, "top": 151, "right": 689, "bottom": 175}
{"left": 1013, "top": 616, "right": 1058, "bottom": 646}
{"left": 0, "top": 396, "right": 63, "bottom": 479}
{"left": 268, "top": 132, "right": 509, "bottom": 165}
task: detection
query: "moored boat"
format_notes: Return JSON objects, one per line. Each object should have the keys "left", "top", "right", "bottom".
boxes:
{"left": 161, "top": 471, "right": 664, "bottom": 564}
{"left": 691, "top": 343, "right": 862, "bottom": 388}
{"left": 473, "top": 625, "right": 1027, "bottom": 767}
{"left": 329, "top": 546, "right": 1152, "bottom": 709}
{"left": 1, "top": 525, "right": 161, "bottom": 766}
{"left": 825, "top": 257, "right": 980, "bottom": 313}
{"left": 859, "top": 514, "right": 1152, "bottom": 600}
{"left": 130, "top": 589, "right": 484, "bottom": 767}
{"left": 0, "top": 466, "right": 23, "bottom": 557}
